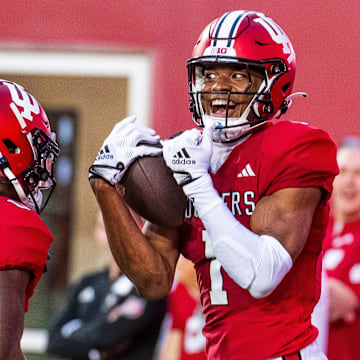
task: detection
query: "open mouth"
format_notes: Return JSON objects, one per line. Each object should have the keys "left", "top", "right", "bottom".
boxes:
{"left": 210, "top": 99, "right": 237, "bottom": 117}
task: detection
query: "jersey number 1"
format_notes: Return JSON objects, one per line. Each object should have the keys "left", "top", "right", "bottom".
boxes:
{"left": 202, "top": 230, "right": 228, "bottom": 305}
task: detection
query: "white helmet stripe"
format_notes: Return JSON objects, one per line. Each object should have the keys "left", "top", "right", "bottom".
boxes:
{"left": 212, "top": 11, "right": 250, "bottom": 48}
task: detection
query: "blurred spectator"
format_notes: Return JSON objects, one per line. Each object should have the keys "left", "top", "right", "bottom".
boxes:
{"left": 322, "top": 136, "right": 360, "bottom": 360}
{"left": 157, "top": 256, "right": 206, "bottom": 360}
{"left": 47, "top": 210, "right": 167, "bottom": 360}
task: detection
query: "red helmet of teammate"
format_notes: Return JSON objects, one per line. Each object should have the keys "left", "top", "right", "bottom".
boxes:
{"left": 0, "top": 80, "right": 59, "bottom": 213}
{"left": 187, "top": 10, "right": 305, "bottom": 142}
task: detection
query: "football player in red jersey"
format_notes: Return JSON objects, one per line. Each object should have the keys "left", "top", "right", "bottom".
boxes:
{"left": 0, "top": 80, "right": 59, "bottom": 360}
{"left": 89, "top": 11, "right": 339, "bottom": 359}
{"left": 157, "top": 256, "right": 206, "bottom": 360}
{"left": 322, "top": 137, "right": 360, "bottom": 360}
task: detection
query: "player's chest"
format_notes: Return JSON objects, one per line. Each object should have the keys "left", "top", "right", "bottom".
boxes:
{"left": 186, "top": 151, "right": 261, "bottom": 218}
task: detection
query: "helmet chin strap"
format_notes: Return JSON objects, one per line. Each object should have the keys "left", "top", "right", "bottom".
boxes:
{"left": 199, "top": 89, "right": 253, "bottom": 142}
{"left": 203, "top": 91, "right": 308, "bottom": 142}
{"left": 203, "top": 114, "right": 250, "bottom": 142}
{"left": 3, "top": 166, "right": 42, "bottom": 212}
{"left": 204, "top": 115, "right": 268, "bottom": 142}
{"left": 197, "top": 79, "right": 268, "bottom": 142}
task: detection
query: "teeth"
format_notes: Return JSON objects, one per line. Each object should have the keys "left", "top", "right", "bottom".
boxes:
{"left": 212, "top": 99, "right": 227, "bottom": 106}
{"left": 211, "top": 99, "right": 235, "bottom": 106}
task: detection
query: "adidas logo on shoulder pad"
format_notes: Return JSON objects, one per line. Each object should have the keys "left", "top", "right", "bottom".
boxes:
{"left": 237, "top": 163, "right": 256, "bottom": 178}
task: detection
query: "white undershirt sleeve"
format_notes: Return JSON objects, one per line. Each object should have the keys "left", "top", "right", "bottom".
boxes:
{"left": 184, "top": 175, "right": 293, "bottom": 298}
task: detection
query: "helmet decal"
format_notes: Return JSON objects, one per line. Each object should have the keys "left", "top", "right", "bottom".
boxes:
{"left": 253, "top": 15, "right": 295, "bottom": 63}
{"left": 212, "top": 11, "right": 248, "bottom": 47}
{"left": 0, "top": 80, "right": 59, "bottom": 213}
{"left": 2, "top": 80, "right": 41, "bottom": 129}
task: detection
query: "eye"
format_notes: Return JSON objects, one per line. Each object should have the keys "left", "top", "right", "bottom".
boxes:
{"left": 204, "top": 71, "right": 217, "bottom": 80}
{"left": 232, "top": 72, "right": 248, "bottom": 80}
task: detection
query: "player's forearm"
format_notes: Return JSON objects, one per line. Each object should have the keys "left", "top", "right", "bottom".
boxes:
{"left": 90, "top": 178, "right": 176, "bottom": 298}
{"left": 184, "top": 177, "right": 292, "bottom": 298}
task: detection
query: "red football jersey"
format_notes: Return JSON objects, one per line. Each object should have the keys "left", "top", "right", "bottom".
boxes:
{"left": 323, "top": 217, "right": 360, "bottom": 360}
{"left": 179, "top": 121, "right": 339, "bottom": 360}
{"left": 0, "top": 196, "right": 53, "bottom": 312}
{"left": 168, "top": 282, "right": 207, "bottom": 360}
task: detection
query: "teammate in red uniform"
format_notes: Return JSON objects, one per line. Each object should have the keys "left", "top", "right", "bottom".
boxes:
{"left": 0, "top": 80, "right": 59, "bottom": 360}
{"left": 89, "top": 11, "right": 338, "bottom": 359}
{"left": 322, "top": 137, "right": 360, "bottom": 360}
{"left": 158, "top": 256, "right": 206, "bottom": 360}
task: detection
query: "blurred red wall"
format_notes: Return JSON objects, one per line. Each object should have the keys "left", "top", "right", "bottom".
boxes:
{"left": 1, "top": 1, "right": 359, "bottom": 144}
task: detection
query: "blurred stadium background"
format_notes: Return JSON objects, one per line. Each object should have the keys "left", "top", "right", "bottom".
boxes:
{"left": 0, "top": 1, "right": 358, "bottom": 358}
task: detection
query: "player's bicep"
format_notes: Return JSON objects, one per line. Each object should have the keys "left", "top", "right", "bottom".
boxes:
{"left": 250, "top": 187, "right": 321, "bottom": 260}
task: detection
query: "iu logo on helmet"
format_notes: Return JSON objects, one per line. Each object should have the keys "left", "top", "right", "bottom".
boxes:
{"left": 2, "top": 81, "right": 40, "bottom": 130}
{"left": 254, "top": 14, "right": 295, "bottom": 63}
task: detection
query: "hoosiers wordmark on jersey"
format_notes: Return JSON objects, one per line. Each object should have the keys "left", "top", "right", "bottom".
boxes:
{"left": 185, "top": 190, "right": 256, "bottom": 219}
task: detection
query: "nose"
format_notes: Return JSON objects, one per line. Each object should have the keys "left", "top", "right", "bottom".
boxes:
{"left": 211, "top": 74, "right": 232, "bottom": 91}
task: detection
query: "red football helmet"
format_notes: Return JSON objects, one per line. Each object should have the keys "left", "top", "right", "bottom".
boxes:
{"left": 0, "top": 80, "right": 59, "bottom": 213}
{"left": 187, "top": 10, "right": 305, "bottom": 141}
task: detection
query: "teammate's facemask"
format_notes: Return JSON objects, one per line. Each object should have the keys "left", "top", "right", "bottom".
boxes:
{"left": 0, "top": 80, "right": 59, "bottom": 213}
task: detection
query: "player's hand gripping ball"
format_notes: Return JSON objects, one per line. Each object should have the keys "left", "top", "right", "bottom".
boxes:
{"left": 121, "top": 148, "right": 187, "bottom": 228}
{"left": 90, "top": 116, "right": 186, "bottom": 227}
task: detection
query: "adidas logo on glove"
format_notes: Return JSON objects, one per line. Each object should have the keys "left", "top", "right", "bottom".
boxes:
{"left": 96, "top": 145, "right": 114, "bottom": 161}
{"left": 172, "top": 147, "right": 195, "bottom": 165}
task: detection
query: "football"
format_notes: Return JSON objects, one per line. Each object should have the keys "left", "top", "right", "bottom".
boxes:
{"left": 121, "top": 155, "right": 187, "bottom": 228}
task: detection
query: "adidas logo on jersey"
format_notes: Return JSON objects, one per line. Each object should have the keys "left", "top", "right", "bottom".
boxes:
{"left": 96, "top": 145, "right": 113, "bottom": 160}
{"left": 237, "top": 163, "right": 256, "bottom": 177}
{"left": 172, "top": 147, "right": 195, "bottom": 165}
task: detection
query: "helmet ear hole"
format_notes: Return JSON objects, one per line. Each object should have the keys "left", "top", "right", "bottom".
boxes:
{"left": 3, "top": 139, "right": 20, "bottom": 154}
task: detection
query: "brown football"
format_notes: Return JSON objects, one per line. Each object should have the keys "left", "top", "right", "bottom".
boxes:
{"left": 121, "top": 155, "right": 187, "bottom": 228}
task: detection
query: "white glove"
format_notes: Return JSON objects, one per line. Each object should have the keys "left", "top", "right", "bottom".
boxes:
{"left": 89, "top": 115, "right": 162, "bottom": 185}
{"left": 163, "top": 122, "right": 222, "bottom": 215}
{"left": 162, "top": 122, "right": 215, "bottom": 187}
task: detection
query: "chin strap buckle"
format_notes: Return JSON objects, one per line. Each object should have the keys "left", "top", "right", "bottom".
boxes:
{"left": 276, "top": 92, "right": 308, "bottom": 119}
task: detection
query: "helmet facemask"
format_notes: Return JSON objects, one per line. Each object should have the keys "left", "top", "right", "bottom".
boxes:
{"left": 1, "top": 128, "right": 59, "bottom": 213}
{"left": 187, "top": 56, "right": 286, "bottom": 142}
{"left": 23, "top": 129, "right": 59, "bottom": 213}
